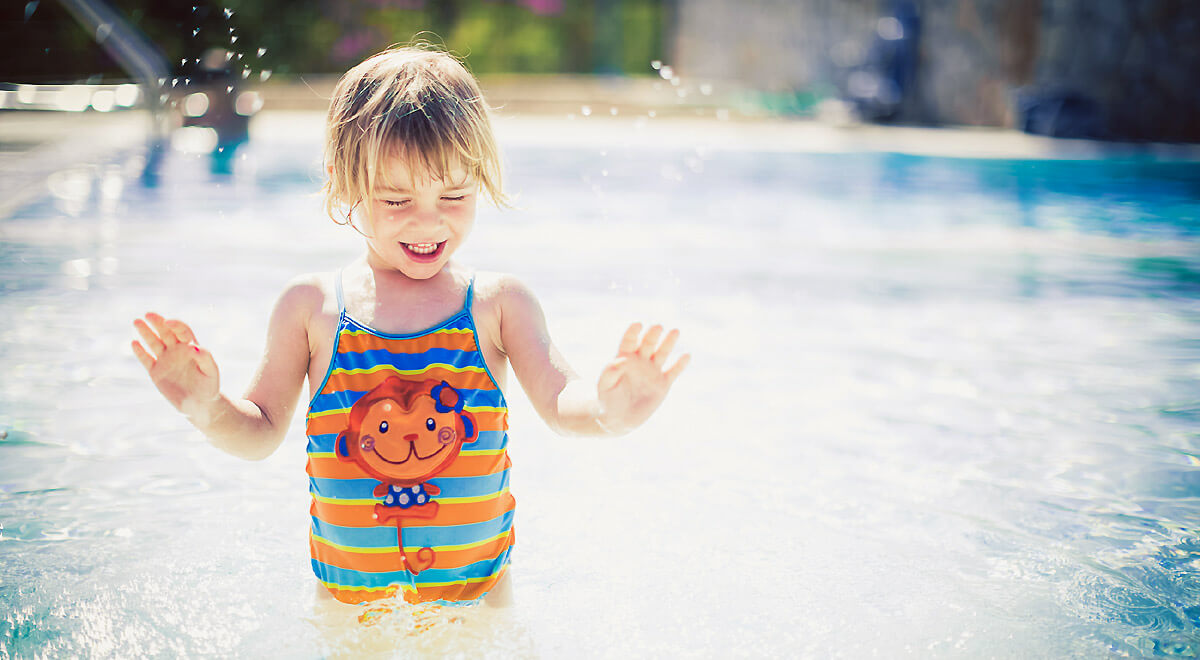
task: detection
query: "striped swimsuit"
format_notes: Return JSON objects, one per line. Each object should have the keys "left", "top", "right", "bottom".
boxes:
{"left": 305, "top": 274, "right": 514, "bottom": 605}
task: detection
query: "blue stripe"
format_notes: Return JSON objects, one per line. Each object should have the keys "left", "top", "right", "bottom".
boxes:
{"left": 306, "top": 429, "right": 507, "bottom": 454}
{"left": 312, "top": 549, "right": 511, "bottom": 588}
{"left": 309, "top": 469, "right": 509, "bottom": 501}
{"left": 311, "top": 508, "right": 514, "bottom": 549}
{"left": 309, "top": 385, "right": 505, "bottom": 416}
{"left": 338, "top": 347, "right": 478, "bottom": 369}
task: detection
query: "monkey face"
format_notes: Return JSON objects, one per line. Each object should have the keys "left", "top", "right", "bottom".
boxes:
{"left": 355, "top": 393, "right": 463, "bottom": 482}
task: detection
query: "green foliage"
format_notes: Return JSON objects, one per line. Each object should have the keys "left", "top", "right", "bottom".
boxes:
{"left": 2, "top": 0, "right": 665, "bottom": 82}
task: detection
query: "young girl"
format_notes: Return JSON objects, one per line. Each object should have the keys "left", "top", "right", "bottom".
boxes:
{"left": 131, "top": 45, "right": 688, "bottom": 608}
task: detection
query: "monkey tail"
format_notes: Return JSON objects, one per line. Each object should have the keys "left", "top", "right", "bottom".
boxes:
{"left": 395, "top": 523, "right": 437, "bottom": 575}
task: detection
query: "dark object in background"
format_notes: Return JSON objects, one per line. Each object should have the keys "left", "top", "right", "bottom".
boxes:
{"left": 844, "top": 0, "right": 920, "bottom": 122}
{"left": 178, "top": 48, "right": 259, "bottom": 174}
{"left": 1015, "top": 88, "right": 1106, "bottom": 140}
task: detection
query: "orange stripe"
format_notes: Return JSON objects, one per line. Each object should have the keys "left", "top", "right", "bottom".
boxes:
{"left": 337, "top": 331, "right": 477, "bottom": 356}
{"left": 323, "top": 368, "right": 495, "bottom": 397}
{"left": 306, "top": 409, "right": 507, "bottom": 437}
{"left": 307, "top": 452, "right": 510, "bottom": 480}
{"left": 311, "top": 531, "right": 514, "bottom": 573}
{"left": 320, "top": 567, "right": 506, "bottom": 605}
{"left": 310, "top": 492, "right": 516, "bottom": 528}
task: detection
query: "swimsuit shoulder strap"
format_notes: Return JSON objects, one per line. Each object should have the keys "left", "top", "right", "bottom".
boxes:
{"left": 463, "top": 274, "right": 476, "bottom": 313}
{"left": 335, "top": 269, "right": 346, "bottom": 315}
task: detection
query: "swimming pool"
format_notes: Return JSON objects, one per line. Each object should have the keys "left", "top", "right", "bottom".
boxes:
{"left": 2, "top": 111, "right": 1200, "bottom": 657}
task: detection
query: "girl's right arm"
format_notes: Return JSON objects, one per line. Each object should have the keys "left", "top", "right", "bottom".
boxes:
{"left": 132, "top": 282, "right": 315, "bottom": 461}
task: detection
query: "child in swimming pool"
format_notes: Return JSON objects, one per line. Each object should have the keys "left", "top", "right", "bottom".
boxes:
{"left": 130, "top": 45, "right": 689, "bottom": 607}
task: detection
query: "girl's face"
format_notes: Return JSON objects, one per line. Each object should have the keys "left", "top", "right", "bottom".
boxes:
{"left": 359, "top": 153, "right": 478, "bottom": 280}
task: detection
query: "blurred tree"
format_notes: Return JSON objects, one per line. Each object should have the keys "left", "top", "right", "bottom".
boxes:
{"left": 1, "top": 0, "right": 666, "bottom": 82}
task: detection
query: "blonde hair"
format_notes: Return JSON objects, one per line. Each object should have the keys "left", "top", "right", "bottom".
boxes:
{"left": 322, "top": 44, "right": 505, "bottom": 225}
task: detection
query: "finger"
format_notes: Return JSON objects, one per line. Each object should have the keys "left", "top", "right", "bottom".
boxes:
{"left": 638, "top": 325, "right": 663, "bottom": 360}
{"left": 165, "top": 319, "right": 197, "bottom": 346}
{"left": 664, "top": 353, "right": 691, "bottom": 386}
{"left": 597, "top": 360, "right": 624, "bottom": 391}
{"left": 131, "top": 340, "right": 156, "bottom": 372}
{"left": 194, "top": 346, "right": 219, "bottom": 378}
{"left": 617, "top": 323, "right": 642, "bottom": 355}
{"left": 145, "top": 313, "right": 178, "bottom": 347}
{"left": 651, "top": 328, "right": 680, "bottom": 366}
{"left": 134, "top": 318, "right": 166, "bottom": 357}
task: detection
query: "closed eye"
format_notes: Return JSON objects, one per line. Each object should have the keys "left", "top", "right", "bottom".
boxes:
{"left": 441, "top": 195, "right": 466, "bottom": 202}
{"left": 383, "top": 199, "right": 410, "bottom": 207}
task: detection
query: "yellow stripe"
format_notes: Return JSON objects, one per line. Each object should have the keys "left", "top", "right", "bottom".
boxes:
{"left": 309, "top": 404, "right": 502, "bottom": 420}
{"left": 331, "top": 363, "right": 486, "bottom": 377}
{"left": 321, "top": 565, "right": 509, "bottom": 595}
{"left": 309, "top": 451, "right": 335, "bottom": 459}
{"left": 313, "top": 530, "right": 510, "bottom": 554}
{"left": 412, "top": 571, "right": 504, "bottom": 589}
{"left": 311, "top": 488, "right": 509, "bottom": 507}
{"left": 318, "top": 579, "right": 396, "bottom": 594}
{"left": 312, "top": 534, "right": 396, "bottom": 555}
{"left": 340, "top": 327, "right": 473, "bottom": 338}
{"left": 458, "top": 448, "right": 505, "bottom": 457}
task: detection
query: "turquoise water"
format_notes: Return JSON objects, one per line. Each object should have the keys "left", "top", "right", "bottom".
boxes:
{"left": 2, "top": 114, "right": 1200, "bottom": 657}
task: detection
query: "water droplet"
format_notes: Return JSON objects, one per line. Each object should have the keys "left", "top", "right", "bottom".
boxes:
{"left": 226, "top": 85, "right": 234, "bottom": 93}
{"left": 192, "top": 28, "right": 199, "bottom": 37}
{"left": 609, "top": 106, "right": 618, "bottom": 116}
{"left": 241, "top": 68, "right": 250, "bottom": 79}
{"left": 236, "top": 53, "right": 243, "bottom": 60}
{"left": 650, "top": 60, "right": 662, "bottom": 70}
{"left": 171, "top": 78, "right": 178, "bottom": 87}
{"left": 581, "top": 105, "right": 592, "bottom": 116}
{"left": 700, "top": 83, "right": 713, "bottom": 96}
{"left": 224, "top": 51, "right": 233, "bottom": 62}
{"left": 658, "top": 65, "right": 674, "bottom": 80}
{"left": 230, "top": 35, "right": 238, "bottom": 44}
{"left": 259, "top": 70, "right": 272, "bottom": 82}
{"left": 95, "top": 23, "right": 112, "bottom": 42}
{"left": 648, "top": 110, "right": 657, "bottom": 118}
{"left": 184, "top": 78, "right": 190, "bottom": 85}
{"left": 24, "top": 0, "right": 38, "bottom": 21}
{"left": 180, "top": 58, "right": 187, "bottom": 66}
{"left": 601, "top": 169, "right": 609, "bottom": 177}
{"left": 257, "top": 48, "right": 267, "bottom": 57}
{"left": 223, "top": 8, "right": 233, "bottom": 18}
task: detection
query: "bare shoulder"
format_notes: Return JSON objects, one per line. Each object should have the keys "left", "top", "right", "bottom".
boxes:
{"left": 276, "top": 272, "right": 334, "bottom": 314}
{"left": 471, "top": 272, "right": 542, "bottom": 316}
{"left": 469, "top": 272, "right": 545, "bottom": 356}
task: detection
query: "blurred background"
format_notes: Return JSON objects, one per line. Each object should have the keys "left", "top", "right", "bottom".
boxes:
{"left": 3, "top": 0, "right": 1200, "bottom": 138}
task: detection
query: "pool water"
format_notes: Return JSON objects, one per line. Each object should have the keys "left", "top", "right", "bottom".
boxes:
{"left": 2, "top": 113, "right": 1200, "bottom": 657}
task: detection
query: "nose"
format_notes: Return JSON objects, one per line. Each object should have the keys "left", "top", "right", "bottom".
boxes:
{"left": 404, "top": 433, "right": 419, "bottom": 443}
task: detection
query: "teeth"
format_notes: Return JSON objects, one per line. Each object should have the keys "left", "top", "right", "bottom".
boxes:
{"left": 406, "top": 242, "right": 438, "bottom": 255}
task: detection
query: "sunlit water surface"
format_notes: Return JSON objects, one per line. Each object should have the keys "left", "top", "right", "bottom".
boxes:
{"left": 3, "top": 113, "right": 1200, "bottom": 658}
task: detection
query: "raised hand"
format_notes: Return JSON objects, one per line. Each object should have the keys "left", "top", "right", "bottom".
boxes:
{"left": 131, "top": 312, "right": 221, "bottom": 420}
{"left": 595, "top": 323, "right": 690, "bottom": 434}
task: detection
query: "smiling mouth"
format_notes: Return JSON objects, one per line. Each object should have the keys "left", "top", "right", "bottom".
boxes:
{"left": 371, "top": 440, "right": 446, "bottom": 464}
{"left": 401, "top": 241, "right": 446, "bottom": 262}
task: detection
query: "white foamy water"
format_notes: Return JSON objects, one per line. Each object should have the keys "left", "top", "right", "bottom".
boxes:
{"left": 2, "top": 113, "right": 1200, "bottom": 657}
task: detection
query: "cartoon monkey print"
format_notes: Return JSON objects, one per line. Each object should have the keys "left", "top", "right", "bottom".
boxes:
{"left": 336, "top": 377, "right": 477, "bottom": 574}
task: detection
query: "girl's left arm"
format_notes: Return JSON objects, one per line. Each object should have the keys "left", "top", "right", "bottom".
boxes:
{"left": 496, "top": 277, "right": 689, "bottom": 437}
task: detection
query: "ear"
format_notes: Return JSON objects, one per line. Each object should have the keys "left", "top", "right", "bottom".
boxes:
{"left": 459, "top": 411, "right": 477, "bottom": 441}
{"left": 336, "top": 433, "right": 350, "bottom": 460}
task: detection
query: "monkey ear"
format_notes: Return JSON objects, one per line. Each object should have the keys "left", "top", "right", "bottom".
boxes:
{"left": 336, "top": 433, "right": 350, "bottom": 460}
{"left": 460, "top": 411, "right": 476, "bottom": 440}
{"left": 432, "top": 380, "right": 462, "bottom": 413}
